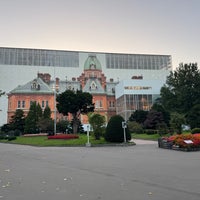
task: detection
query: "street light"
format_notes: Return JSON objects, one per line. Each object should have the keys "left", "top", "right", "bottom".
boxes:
{"left": 52, "top": 63, "right": 57, "bottom": 135}
{"left": 52, "top": 84, "right": 57, "bottom": 135}
{"left": 54, "top": 84, "right": 57, "bottom": 135}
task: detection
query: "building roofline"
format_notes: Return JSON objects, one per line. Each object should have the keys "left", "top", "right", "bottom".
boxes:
{"left": 0, "top": 46, "right": 172, "bottom": 57}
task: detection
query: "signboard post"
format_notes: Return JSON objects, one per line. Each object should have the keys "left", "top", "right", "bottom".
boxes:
{"left": 122, "top": 121, "right": 127, "bottom": 143}
{"left": 86, "top": 125, "right": 91, "bottom": 147}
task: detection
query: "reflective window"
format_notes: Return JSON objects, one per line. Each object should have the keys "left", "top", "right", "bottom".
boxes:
{"left": 106, "top": 54, "right": 172, "bottom": 70}
{"left": 0, "top": 48, "right": 79, "bottom": 67}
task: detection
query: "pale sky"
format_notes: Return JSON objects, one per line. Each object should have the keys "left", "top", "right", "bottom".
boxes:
{"left": 0, "top": 0, "right": 199, "bottom": 69}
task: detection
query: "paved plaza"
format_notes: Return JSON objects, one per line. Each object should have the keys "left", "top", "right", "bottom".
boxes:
{"left": 0, "top": 140, "right": 200, "bottom": 200}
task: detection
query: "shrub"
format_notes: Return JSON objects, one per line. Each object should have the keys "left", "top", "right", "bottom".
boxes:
{"left": 156, "top": 122, "right": 168, "bottom": 136}
{"left": 7, "top": 136, "right": 17, "bottom": 141}
{"left": 128, "top": 121, "right": 144, "bottom": 134}
{"left": 105, "top": 115, "right": 131, "bottom": 143}
{"left": 14, "top": 129, "right": 21, "bottom": 136}
{"left": 0, "top": 134, "right": 17, "bottom": 141}
{"left": 0, "top": 135, "right": 6, "bottom": 140}
{"left": 191, "top": 128, "right": 200, "bottom": 134}
{"left": 145, "top": 129, "right": 158, "bottom": 135}
{"left": 88, "top": 113, "right": 106, "bottom": 140}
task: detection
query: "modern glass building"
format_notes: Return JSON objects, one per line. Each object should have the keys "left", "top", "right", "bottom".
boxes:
{"left": 115, "top": 80, "right": 164, "bottom": 120}
{"left": 0, "top": 47, "right": 171, "bottom": 70}
{"left": 0, "top": 47, "right": 172, "bottom": 125}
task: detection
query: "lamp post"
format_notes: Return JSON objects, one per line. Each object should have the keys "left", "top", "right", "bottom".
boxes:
{"left": 54, "top": 84, "right": 56, "bottom": 135}
{"left": 53, "top": 64, "right": 57, "bottom": 135}
{"left": 52, "top": 84, "right": 57, "bottom": 135}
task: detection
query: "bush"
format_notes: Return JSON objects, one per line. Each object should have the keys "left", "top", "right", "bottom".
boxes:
{"left": 0, "top": 134, "right": 17, "bottom": 141}
{"left": 145, "top": 129, "right": 158, "bottom": 135}
{"left": 128, "top": 121, "right": 144, "bottom": 134}
{"left": 0, "top": 135, "right": 6, "bottom": 140}
{"left": 14, "top": 129, "right": 21, "bottom": 136}
{"left": 7, "top": 136, "right": 17, "bottom": 141}
{"left": 105, "top": 115, "right": 131, "bottom": 143}
{"left": 191, "top": 128, "right": 200, "bottom": 134}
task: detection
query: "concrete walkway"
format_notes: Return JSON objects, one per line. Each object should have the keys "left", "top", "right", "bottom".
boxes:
{"left": 131, "top": 139, "right": 158, "bottom": 145}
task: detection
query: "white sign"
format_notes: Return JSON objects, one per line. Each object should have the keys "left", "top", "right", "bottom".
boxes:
{"left": 184, "top": 140, "right": 193, "bottom": 144}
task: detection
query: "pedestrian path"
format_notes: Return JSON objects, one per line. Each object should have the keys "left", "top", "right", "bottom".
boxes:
{"left": 131, "top": 139, "right": 157, "bottom": 145}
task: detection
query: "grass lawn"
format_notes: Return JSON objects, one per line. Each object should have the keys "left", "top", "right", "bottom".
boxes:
{"left": 132, "top": 133, "right": 160, "bottom": 141}
{"left": 0, "top": 134, "right": 109, "bottom": 147}
{"left": 0, "top": 133, "right": 160, "bottom": 146}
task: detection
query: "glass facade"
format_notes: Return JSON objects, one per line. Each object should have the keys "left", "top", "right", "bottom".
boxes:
{"left": 116, "top": 94, "right": 154, "bottom": 120}
{"left": 0, "top": 47, "right": 172, "bottom": 70}
{"left": 106, "top": 53, "right": 171, "bottom": 70}
{"left": 0, "top": 47, "right": 79, "bottom": 67}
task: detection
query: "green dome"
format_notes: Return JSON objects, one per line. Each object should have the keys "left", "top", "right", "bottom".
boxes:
{"left": 84, "top": 54, "right": 102, "bottom": 70}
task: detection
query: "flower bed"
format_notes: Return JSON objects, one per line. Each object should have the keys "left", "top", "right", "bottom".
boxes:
{"left": 48, "top": 134, "right": 79, "bottom": 140}
{"left": 158, "top": 133, "right": 200, "bottom": 151}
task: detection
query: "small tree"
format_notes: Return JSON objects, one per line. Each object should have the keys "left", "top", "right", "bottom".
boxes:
{"left": 0, "top": 123, "right": 12, "bottom": 134}
{"left": 9, "top": 109, "right": 25, "bottom": 134}
{"left": 89, "top": 113, "right": 106, "bottom": 140}
{"left": 129, "top": 110, "right": 148, "bottom": 125}
{"left": 37, "top": 118, "right": 53, "bottom": 133}
{"left": 105, "top": 115, "right": 131, "bottom": 143}
{"left": 56, "top": 90, "right": 94, "bottom": 134}
{"left": 151, "top": 103, "right": 170, "bottom": 127}
{"left": 43, "top": 105, "right": 51, "bottom": 119}
{"left": 24, "top": 102, "right": 43, "bottom": 134}
{"left": 170, "top": 112, "right": 185, "bottom": 134}
{"left": 128, "top": 121, "right": 144, "bottom": 134}
{"left": 144, "top": 110, "right": 165, "bottom": 130}
{"left": 56, "top": 120, "right": 70, "bottom": 133}
{"left": 37, "top": 105, "right": 53, "bottom": 133}
{"left": 186, "top": 104, "right": 200, "bottom": 129}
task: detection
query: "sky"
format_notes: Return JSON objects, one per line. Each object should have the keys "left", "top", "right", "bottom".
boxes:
{"left": 0, "top": 0, "right": 200, "bottom": 69}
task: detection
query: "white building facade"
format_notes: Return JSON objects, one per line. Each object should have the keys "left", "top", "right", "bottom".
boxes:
{"left": 0, "top": 47, "right": 172, "bottom": 125}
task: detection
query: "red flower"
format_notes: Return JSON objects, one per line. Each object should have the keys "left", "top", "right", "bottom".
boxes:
{"left": 48, "top": 134, "right": 79, "bottom": 140}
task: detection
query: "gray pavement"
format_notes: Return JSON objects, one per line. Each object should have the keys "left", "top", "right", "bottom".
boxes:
{"left": 0, "top": 141, "right": 200, "bottom": 200}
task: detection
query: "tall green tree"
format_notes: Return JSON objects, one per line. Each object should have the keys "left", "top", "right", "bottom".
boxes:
{"left": 43, "top": 105, "right": 51, "bottom": 119}
{"left": 160, "top": 63, "right": 200, "bottom": 114}
{"left": 56, "top": 90, "right": 94, "bottom": 134}
{"left": 9, "top": 109, "right": 25, "bottom": 134}
{"left": 24, "top": 102, "right": 43, "bottom": 134}
{"left": 37, "top": 105, "right": 53, "bottom": 133}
